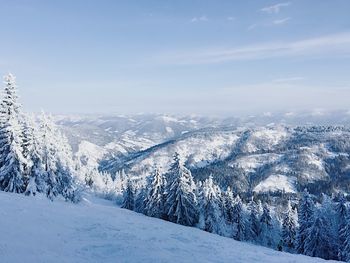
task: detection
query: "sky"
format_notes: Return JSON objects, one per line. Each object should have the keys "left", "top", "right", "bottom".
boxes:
{"left": 0, "top": 0, "right": 350, "bottom": 116}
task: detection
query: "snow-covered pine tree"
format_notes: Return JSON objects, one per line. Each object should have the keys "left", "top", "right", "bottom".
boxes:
{"left": 145, "top": 167, "right": 165, "bottom": 218}
{"left": 281, "top": 201, "right": 297, "bottom": 251}
{"left": 39, "top": 112, "right": 78, "bottom": 201}
{"left": 198, "top": 176, "right": 224, "bottom": 234}
{"left": 304, "top": 215, "right": 334, "bottom": 260}
{"left": 317, "top": 194, "right": 338, "bottom": 260}
{"left": 121, "top": 178, "right": 135, "bottom": 210}
{"left": 23, "top": 114, "right": 46, "bottom": 196}
{"left": 259, "top": 204, "right": 273, "bottom": 247}
{"left": 232, "top": 196, "right": 246, "bottom": 241}
{"left": 84, "top": 170, "right": 94, "bottom": 187}
{"left": 134, "top": 187, "right": 148, "bottom": 214}
{"left": 248, "top": 199, "right": 261, "bottom": 242}
{"left": 100, "top": 171, "right": 119, "bottom": 200}
{"left": 164, "top": 152, "right": 198, "bottom": 226}
{"left": 296, "top": 189, "right": 315, "bottom": 254}
{"left": 0, "top": 73, "right": 27, "bottom": 193}
{"left": 223, "top": 186, "right": 235, "bottom": 224}
{"left": 337, "top": 195, "right": 348, "bottom": 261}
{"left": 341, "top": 214, "right": 350, "bottom": 262}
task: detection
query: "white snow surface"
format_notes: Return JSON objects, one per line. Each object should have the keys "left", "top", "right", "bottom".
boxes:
{"left": 254, "top": 174, "right": 296, "bottom": 193}
{"left": 230, "top": 153, "right": 282, "bottom": 173}
{"left": 0, "top": 192, "right": 335, "bottom": 263}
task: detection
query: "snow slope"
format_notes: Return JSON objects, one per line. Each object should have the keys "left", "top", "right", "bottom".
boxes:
{"left": 0, "top": 192, "right": 335, "bottom": 263}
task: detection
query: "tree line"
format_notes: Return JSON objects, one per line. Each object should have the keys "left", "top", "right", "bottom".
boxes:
{"left": 0, "top": 73, "right": 79, "bottom": 201}
{"left": 119, "top": 152, "right": 350, "bottom": 261}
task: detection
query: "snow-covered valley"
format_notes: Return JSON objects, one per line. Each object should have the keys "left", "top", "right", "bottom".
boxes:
{"left": 0, "top": 191, "right": 336, "bottom": 263}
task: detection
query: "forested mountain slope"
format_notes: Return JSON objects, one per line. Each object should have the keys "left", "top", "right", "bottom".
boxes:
{"left": 100, "top": 125, "right": 350, "bottom": 196}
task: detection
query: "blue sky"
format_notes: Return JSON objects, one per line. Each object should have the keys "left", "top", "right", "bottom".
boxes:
{"left": 0, "top": 0, "right": 350, "bottom": 115}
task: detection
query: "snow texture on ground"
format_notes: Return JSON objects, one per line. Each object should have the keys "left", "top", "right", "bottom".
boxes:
{"left": 0, "top": 192, "right": 336, "bottom": 263}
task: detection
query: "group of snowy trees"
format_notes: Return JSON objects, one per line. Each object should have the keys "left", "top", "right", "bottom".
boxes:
{"left": 116, "top": 152, "right": 350, "bottom": 261}
{"left": 0, "top": 74, "right": 79, "bottom": 201}
{"left": 296, "top": 190, "right": 350, "bottom": 261}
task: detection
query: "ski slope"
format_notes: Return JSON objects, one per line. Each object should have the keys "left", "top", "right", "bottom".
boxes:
{"left": 0, "top": 192, "right": 335, "bottom": 263}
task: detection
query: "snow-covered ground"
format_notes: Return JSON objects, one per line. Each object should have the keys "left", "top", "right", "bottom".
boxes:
{"left": 0, "top": 192, "right": 336, "bottom": 263}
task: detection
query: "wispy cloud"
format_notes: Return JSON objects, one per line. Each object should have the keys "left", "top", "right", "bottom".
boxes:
{"left": 227, "top": 16, "right": 235, "bottom": 21}
{"left": 261, "top": 2, "right": 291, "bottom": 14}
{"left": 157, "top": 32, "right": 350, "bottom": 65}
{"left": 248, "top": 17, "right": 290, "bottom": 30}
{"left": 191, "top": 15, "right": 208, "bottom": 22}
{"left": 273, "top": 17, "right": 291, "bottom": 25}
{"left": 272, "top": 76, "right": 304, "bottom": 82}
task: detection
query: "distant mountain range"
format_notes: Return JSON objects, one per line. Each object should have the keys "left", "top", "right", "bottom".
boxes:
{"left": 56, "top": 111, "right": 350, "bottom": 196}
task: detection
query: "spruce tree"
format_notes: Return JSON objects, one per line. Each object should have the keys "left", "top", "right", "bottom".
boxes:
{"left": 39, "top": 112, "right": 77, "bottom": 201}
{"left": 0, "top": 73, "right": 27, "bottom": 193}
{"left": 297, "top": 189, "right": 315, "bottom": 254}
{"left": 121, "top": 178, "right": 135, "bottom": 210}
{"left": 260, "top": 204, "right": 273, "bottom": 247}
{"left": 248, "top": 200, "right": 260, "bottom": 242}
{"left": 304, "top": 215, "right": 334, "bottom": 259}
{"left": 337, "top": 195, "right": 348, "bottom": 260}
{"left": 232, "top": 196, "right": 246, "bottom": 241}
{"left": 23, "top": 115, "right": 45, "bottom": 196}
{"left": 223, "top": 187, "right": 235, "bottom": 224}
{"left": 281, "top": 201, "right": 297, "bottom": 251}
{"left": 341, "top": 215, "right": 350, "bottom": 262}
{"left": 135, "top": 187, "right": 148, "bottom": 214}
{"left": 164, "top": 153, "right": 198, "bottom": 226}
{"left": 199, "top": 176, "right": 223, "bottom": 234}
{"left": 145, "top": 167, "right": 165, "bottom": 218}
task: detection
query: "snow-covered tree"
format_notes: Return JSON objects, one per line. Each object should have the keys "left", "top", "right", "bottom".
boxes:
{"left": 145, "top": 167, "right": 165, "bottom": 218}
{"left": 317, "top": 194, "right": 338, "bottom": 260}
{"left": 121, "top": 178, "right": 135, "bottom": 210}
{"left": 198, "top": 176, "right": 224, "bottom": 234}
{"left": 281, "top": 201, "right": 297, "bottom": 251}
{"left": 247, "top": 199, "right": 261, "bottom": 242}
{"left": 100, "top": 171, "right": 119, "bottom": 201}
{"left": 23, "top": 115, "right": 45, "bottom": 196}
{"left": 304, "top": 215, "right": 334, "bottom": 259}
{"left": 164, "top": 153, "right": 198, "bottom": 226}
{"left": 260, "top": 204, "right": 273, "bottom": 247}
{"left": 232, "top": 196, "right": 246, "bottom": 241}
{"left": 297, "top": 189, "right": 315, "bottom": 254}
{"left": 341, "top": 215, "right": 350, "bottom": 262}
{"left": 135, "top": 187, "right": 148, "bottom": 214}
{"left": 222, "top": 187, "right": 235, "bottom": 224}
{"left": 39, "top": 112, "right": 77, "bottom": 201}
{"left": 337, "top": 195, "right": 348, "bottom": 261}
{"left": 0, "top": 73, "right": 27, "bottom": 193}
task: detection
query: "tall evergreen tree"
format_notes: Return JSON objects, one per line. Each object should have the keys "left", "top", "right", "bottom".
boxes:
{"left": 341, "top": 215, "right": 350, "bottom": 262}
{"left": 232, "top": 196, "right": 246, "bottom": 241}
{"left": 134, "top": 187, "right": 147, "bottom": 214}
{"left": 199, "top": 176, "right": 224, "bottom": 234}
{"left": 0, "top": 73, "right": 27, "bottom": 193}
{"left": 121, "top": 178, "right": 135, "bottom": 210}
{"left": 145, "top": 167, "right": 165, "bottom": 218}
{"left": 39, "top": 112, "right": 77, "bottom": 201}
{"left": 281, "top": 201, "right": 297, "bottom": 251}
{"left": 337, "top": 195, "right": 348, "bottom": 261}
{"left": 164, "top": 153, "right": 198, "bottom": 226}
{"left": 260, "top": 204, "right": 273, "bottom": 247}
{"left": 304, "top": 215, "right": 334, "bottom": 260}
{"left": 248, "top": 199, "right": 261, "bottom": 242}
{"left": 297, "top": 189, "right": 315, "bottom": 254}
{"left": 223, "top": 187, "right": 235, "bottom": 224}
{"left": 23, "top": 115, "right": 45, "bottom": 196}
